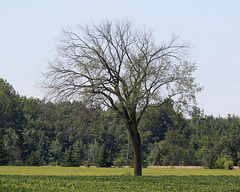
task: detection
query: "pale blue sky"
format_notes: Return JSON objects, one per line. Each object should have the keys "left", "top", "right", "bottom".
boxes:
{"left": 1, "top": 0, "right": 240, "bottom": 117}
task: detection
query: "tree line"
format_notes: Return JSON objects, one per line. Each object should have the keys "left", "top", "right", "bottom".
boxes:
{"left": 1, "top": 78, "right": 240, "bottom": 169}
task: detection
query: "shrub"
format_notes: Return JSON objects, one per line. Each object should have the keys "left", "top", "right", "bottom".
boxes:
{"left": 215, "top": 156, "right": 233, "bottom": 170}
{"left": 113, "top": 158, "right": 125, "bottom": 167}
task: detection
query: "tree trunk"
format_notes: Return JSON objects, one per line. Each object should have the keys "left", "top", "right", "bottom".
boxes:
{"left": 131, "top": 128, "right": 142, "bottom": 176}
{"left": 124, "top": 112, "right": 142, "bottom": 176}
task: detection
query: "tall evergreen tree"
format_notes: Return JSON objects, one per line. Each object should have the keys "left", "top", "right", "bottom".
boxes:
{"left": 0, "top": 133, "right": 8, "bottom": 165}
{"left": 63, "top": 146, "right": 76, "bottom": 167}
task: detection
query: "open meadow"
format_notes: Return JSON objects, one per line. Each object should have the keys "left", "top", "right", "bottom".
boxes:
{"left": 1, "top": 166, "right": 240, "bottom": 191}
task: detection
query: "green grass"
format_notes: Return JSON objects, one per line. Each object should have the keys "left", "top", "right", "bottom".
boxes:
{"left": 1, "top": 166, "right": 240, "bottom": 176}
{"left": 0, "top": 166, "right": 133, "bottom": 176}
{"left": 1, "top": 166, "right": 240, "bottom": 191}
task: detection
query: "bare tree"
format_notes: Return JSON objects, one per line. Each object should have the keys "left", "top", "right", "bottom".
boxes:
{"left": 44, "top": 20, "right": 202, "bottom": 175}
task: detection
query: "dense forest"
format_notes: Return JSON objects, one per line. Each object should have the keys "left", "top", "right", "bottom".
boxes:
{"left": 1, "top": 78, "right": 240, "bottom": 169}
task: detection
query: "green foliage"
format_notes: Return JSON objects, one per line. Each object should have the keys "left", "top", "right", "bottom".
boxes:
{"left": 113, "top": 157, "right": 126, "bottom": 168}
{"left": 73, "top": 140, "right": 85, "bottom": 166}
{"left": 147, "top": 130, "right": 196, "bottom": 166}
{"left": 26, "top": 151, "right": 41, "bottom": 166}
{"left": 48, "top": 140, "right": 63, "bottom": 165}
{"left": 86, "top": 140, "right": 100, "bottom": 166}
{"left": 0, "top": 138, "right": 8, "bottom": 165}
{"left": 61, "top": 143, "right": 86, "bottom": 167}
{"left": 0, "top": 79, "right": 24, "bottom": 130}
{"left": 139, "top": 100, "right": 175, "bottom": 143}
{"left": 197, "top": 146, "right": 216, "bottom": 169}
{"left": 147, "top": 142, "right": 163, "bottom": 166}
{"left": 0, "top": 78, "right": 25, "bottom": 165}
{"left": 62, "top": 146, "right": 76, "bottom": 167}
{"left": 0, "top": 120, "right": 7, "bottom": 166}
{"left": 215, "top": 156, "right": 233, "bottom": 170}
{"left": 97, "top": 145, "right": 113, "bottom": 167}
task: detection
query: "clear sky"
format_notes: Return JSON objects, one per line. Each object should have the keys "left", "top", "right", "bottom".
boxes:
{"left": 1, "top": 0, "right": 240, "bottom": 117}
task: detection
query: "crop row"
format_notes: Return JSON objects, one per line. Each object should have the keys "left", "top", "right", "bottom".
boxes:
{"left": 1, "top": 175, "right": 240, "bottom": 191}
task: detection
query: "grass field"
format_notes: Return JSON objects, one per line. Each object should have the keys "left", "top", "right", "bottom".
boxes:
{"left": 1, "top": 166, "right": 240, "bottom": 191}
{"left": 1, "top": 166, "right": 240, "bottom": 176}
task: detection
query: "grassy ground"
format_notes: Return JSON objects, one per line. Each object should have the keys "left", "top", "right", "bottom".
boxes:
{"left": 1, "top": 166, "right": 240, "bottom": 176}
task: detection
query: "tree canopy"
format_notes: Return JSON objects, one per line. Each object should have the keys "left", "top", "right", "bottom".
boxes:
{"left": 45, "top": 20, "right": 201, "bottom": 117}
